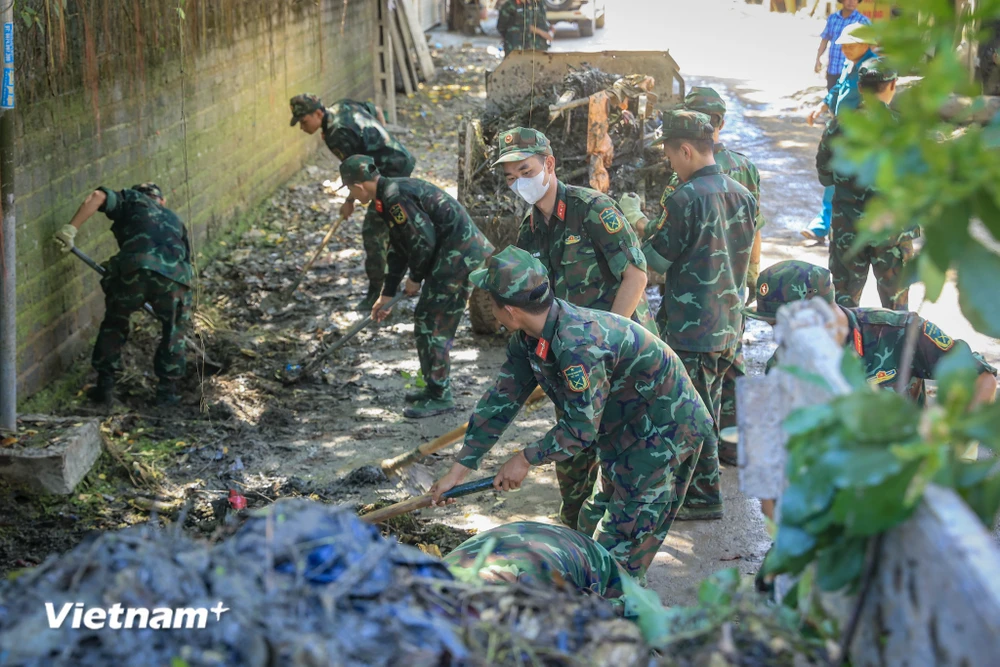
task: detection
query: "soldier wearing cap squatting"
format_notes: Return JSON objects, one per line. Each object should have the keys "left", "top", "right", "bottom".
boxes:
{"left": 339, "top": 155, "right": 493, "bottom": 419}
{"left": 630, "top": 87, "right": 765, "bottom": 463}
{"left": 493, "top": 126, "right": 657, "bottom": 532}
{"left": 53, "top": 184, "right": 193, "bottom": 406}
{"left": 430, "top": 246, "right": 713, "bottom": 579}
{"left": 817, "top": 58, "right": 918, "bottom": 311}
{"left": 289, "top": 94, "right": 416, "bottom": 311}
{"left": 642, "top": 110, "right": 757, "bottom": 521}
{"left": 746, "top": 260, "right": 997, "bottom": 411}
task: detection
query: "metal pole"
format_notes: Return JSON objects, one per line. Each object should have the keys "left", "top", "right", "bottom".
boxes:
{"left": 0, "top": 1, "right": 15, "bottom": 433}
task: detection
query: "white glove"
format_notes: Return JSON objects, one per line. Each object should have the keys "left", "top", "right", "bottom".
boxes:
{"left": 53, "top": 224, "right": 77, "bottom": 253}
{"left": 618, "top": 193, "right": 647, "bottom": 226}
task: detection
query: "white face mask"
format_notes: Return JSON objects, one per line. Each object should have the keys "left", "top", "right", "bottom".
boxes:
{"left": 510, "top": 168, "right": 550, "bottom": 206}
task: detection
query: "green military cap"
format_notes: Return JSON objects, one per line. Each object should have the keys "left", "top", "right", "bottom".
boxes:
{"left": 857, "top": 57, "right": 898, "bottom": 86}
{"left": 132, "top": 182, "right": 163, "bottom": 201}
{"left": 651, "top": 109, "right": 715, "bottom": 146}
{"left": 684, "top": 86, "right": 727, "bottom": 118}
{"left": 492, "top": 127, "right": 553, "bottom": 167}
{"left": 744, "top": 260, "right": 836, "bottom": 324}
{"left": 289, "top": 93, "right": 324, "bottom": 126}
{"left": 339, "top": 155, "right": 380, "bottom": 185}
{"left": 470, "top": 245, "right": 551, "bottom": 305}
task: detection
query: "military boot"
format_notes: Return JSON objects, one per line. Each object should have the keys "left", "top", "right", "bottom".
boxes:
{"left": 403, "top": 387, "right": 456, "bottom": 419}
{"left": 404, "top": 388, "right": 430, "bottom": 404}
{"left": 355, "top": 285, "right": 382, "bottom": 313}
{"left": 86, "top": 375, "right": 115, "bottom": 405}
{"left": 154, "top": 381, "right": 182, "bottom": 407}
{"left": 674, "top": 504, "right": 724, "bottom": 522}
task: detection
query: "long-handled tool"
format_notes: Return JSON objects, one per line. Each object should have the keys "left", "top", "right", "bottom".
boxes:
{"left": 70, "top": 247, "right": 223, "bottom": 373}
{"left": 360, "top": 477, "right": 495, "bottom": 524}
{"left": 379, "top": 386, "right": 548, "bottom": 492}
{"left": 283, "top": 291, "right": 409, "bottom": 384}
{"left": 260, "top": 211, "right": 350, "bottom": 313}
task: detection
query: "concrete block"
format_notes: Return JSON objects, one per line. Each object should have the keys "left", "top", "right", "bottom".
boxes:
{"left": 0, "top": 416, "right": 104, "bottom": 494}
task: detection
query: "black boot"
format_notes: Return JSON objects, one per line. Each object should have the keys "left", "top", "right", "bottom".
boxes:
{"left": 86, "top": 375, "right": 115, "bottom": 405}
{"left": 355, "top": 285, "right": 382, "bottom": 313}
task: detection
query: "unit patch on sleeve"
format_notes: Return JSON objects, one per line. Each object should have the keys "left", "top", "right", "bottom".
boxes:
{"left": 923, "top": 321, "right": 954, "bottom": 351}
{"left": 562, "top": 364, "right": 590, "bottom": 392}
{"left": 390, "top": 203, "right": 408, "bottom": 225}
{"left": 868, "top": 369, "right": 897, "bottom": 385}
{"left": 599, "top": 207, "right": 624, "bottom": 234}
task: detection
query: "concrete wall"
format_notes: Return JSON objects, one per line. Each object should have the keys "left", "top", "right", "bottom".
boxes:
{"left": 12, "top": 0, "right": 376, "bottom": 396}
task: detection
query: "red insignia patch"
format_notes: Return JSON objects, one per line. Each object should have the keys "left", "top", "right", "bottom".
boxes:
{"left": 375, "top": 200, "right": 384, "bottom": 214}
{"left": 535, "top": 338, "right": 550, "bottom": 360}
{"left": 556, "top": 200, "right": 566, "bottom": 221}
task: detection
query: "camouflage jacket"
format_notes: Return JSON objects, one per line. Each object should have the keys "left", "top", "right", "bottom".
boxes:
{"left": 443, "top": 521, "right": 628, "bottom": 602}
{"left": 97, "top": 187, "right": 193, "bottom": 286}
{"left": 457, "top": 299, "right": 713, "bottom": 489}
{"left": 373, "top": 177, "right": 494, "bottom": 295}
{"left": 650, "top": 143, "right": 763, "bottom": 237}
{"left": 497, "top": 0, "right": 550, "bottom": 52}
{"left": 816, "top": 114, "right": 872, "bottom": 207}
{"left": 641, "top": 165, "right": 757, "bottom": 352}
{"left": 321, "top": 100, "right": 415, "bottom": 177}
{"left": 766, "top": 307, "right": 997, "bottom": 406}
{"left": 516, "top": 180, "right": 657, "bottom": 334}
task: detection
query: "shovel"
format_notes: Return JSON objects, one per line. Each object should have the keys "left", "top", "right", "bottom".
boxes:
{"left": 360, "top": 477, "right": 495, "bottom": 524}
{"left": 70, "top": 247, "right": 223, "bottom": 373}
{"left": 260, "top": 211, "right": 350, "bottom": 313}
{"left": 282, "top": 291, "right": 409, "bottom": 383}
{"left": 379, "top": 386, "right": 548, "bottom": 493}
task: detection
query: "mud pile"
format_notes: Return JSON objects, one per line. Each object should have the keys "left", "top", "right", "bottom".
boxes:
{"left": 0, "top": 500, "right": 644, "bottom": 667}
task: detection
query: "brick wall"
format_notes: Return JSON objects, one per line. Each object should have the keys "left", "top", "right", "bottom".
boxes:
{"left": 12, "top": 0, "right": 377, "bottom": 396}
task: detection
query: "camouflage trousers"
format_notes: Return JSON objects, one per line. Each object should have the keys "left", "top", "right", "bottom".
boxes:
{"left": 92, "top": 268, "right": 191, "bottom": 383}
{"left": 719, "top": 326, "right": 747, "bottom": 464}
{"left": 830, "top": 207, "right": 915, "bottom": 310}
{"left": 576, "top": 436, "right": 702, "bottom": 579}
{"left": 676, "top": 348, "right": 733, "bottom": 509}
{"left": 553, "top": 400, "right": 598, "bottom": 529}
{"left": 414, "top": 276, "right": 473, "bottom": 395}
{"left": 363, "top": 205, "right": 390, "bottom": 294}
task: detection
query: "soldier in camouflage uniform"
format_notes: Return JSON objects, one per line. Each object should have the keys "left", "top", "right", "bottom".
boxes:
{"left": 495, "top": 126, "right": 657, "bottom": 531}
{"left": 54, "top": 183, "right": 193, "bottom": 406}
{"left": 746, "top": 260, "right": 998, "bottom": 408}
{"left": 642, "top": 110, "right": 757, "bottom": 521}
{"left": 430, "top": 246, "right": 713, "bottom": 579}
{"left": 339, "top": 156, "right": 493, "bottom": 418}
{"left": 496, "top": 0, "right": 552, "bottom": 56}
{"left": 663, "top": 87, "right": 766, "bottom": 461}
{"left": 290, "top": 93, "right": 416, "bottom": 311}
{"left": 816, "top": 59, "right": 917, "bottom": 310}
{"left": 443, "top": 521, "right": 630, "bottom": 605}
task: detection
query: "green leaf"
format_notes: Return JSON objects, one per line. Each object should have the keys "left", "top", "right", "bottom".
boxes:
{"left": 840, "top": 353, "right": 869, "bottom": 391}
{"left": 780, "top": 479, "right": 836, "bottom": 527}
{"left": 818, "top": 446, "right": 903, "bottom": 489}
{"left": 776, "top": 365, "right": 832, "bottom": 391}
{"left": 815, "top": 537, "right": 868, "bottom": 593}
{"left": 953, "top": 460, "right": 1000, "bottom": 525}
{"left": 957, "top": 242, "right": 1000, "bottom": 337}
{"left": 933, "top": 345, "right": 981, "bottom": 413}
{"left": 838, "top": 391, "right": 920, "bottom": 444}
{"left": 763, "top": 525, "right": 817, "bottom": 576}
{"left": 177, "top": 7, "right": 186, "bottom": 20}
{"left": 955, "top": 403, "right": 1000, "bottom": 451}
{"left": 917, "top": 251, "right": 946, "bottom": 303}
{"left": 697, "top": 568, "right": 740, "bottom": 607}
{"left": 921, "top": 214, "right": 968, "bottom": 272}
{"left": 783, "top": 404, "right": 836, "bottom": 437}
{"left": 833, "top": 459, "right": 923, "bottom": 537}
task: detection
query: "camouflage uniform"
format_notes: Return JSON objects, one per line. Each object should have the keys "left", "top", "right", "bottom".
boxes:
{"left": 496, "top": 0, "right": 550, "bottom": 55}
{"left": 460, "top": 247, "right": 714, "bottom": 578}
{"left": 290, "top": 94, "right": 416, "bottom": 304}
{"left": 747, "top": 261, "right": 998, "bottom": 406}
{"left": 499, "top": 127, "right": 658, "bottom": 529}
{"left": 443, "top": 521, "right": 629, "bottom": 603}
{"left": 340, "top": 156, "right": 493, "bottom": 402}
{"left": 642, "top": 110, "right": 757, "bottom": 516}
{"left": 650, "top": 88, "right": 767, "bottom": 454}
{"left": 91, "top": 184, "right": 193, "bottom": 392}
{"left": 815, "top": 62, "right": 916, "bottom": 311}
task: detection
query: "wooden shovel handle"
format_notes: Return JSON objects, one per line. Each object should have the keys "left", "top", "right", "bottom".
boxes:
{"left": 299, "top": 212, "right": 348, "bottom": 276}
{"left": 360, "top": 477, "right": 495, "bottom": 523}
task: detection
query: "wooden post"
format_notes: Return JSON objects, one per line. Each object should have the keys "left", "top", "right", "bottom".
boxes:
{"left": 372, "top": 0, "right": 397, "bottom": 125}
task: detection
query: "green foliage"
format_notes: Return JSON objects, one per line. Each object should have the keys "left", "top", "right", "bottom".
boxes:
{"left": 832, "top": 0, "right": 1000, "bottom": 336}
{"left": 766, "top": 347, "right": 1000, "bottom": 595}
{"left": 399, "top": 369, "right": 427, "bottom": 390}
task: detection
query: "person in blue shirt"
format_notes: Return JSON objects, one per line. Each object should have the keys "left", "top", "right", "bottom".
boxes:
{"left": 814, "top": 0, "right": 871, "bottom": 92}
{"left": 802, "top": 21, "right": 877, "bottom": 244}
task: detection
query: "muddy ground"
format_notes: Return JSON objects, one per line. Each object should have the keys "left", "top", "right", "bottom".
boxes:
{"left": 5, "top": 0, "right": 998, "bottom": 607}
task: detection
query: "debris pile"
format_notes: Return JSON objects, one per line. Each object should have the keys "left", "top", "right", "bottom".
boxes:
{"left": 0, "top": 500, "right": 645, "bottom": 667}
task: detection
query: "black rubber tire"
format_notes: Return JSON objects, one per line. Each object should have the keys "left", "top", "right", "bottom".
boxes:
{"left": 578, "top": 18, "right": 594, "bottom": 37}
{"left": 468, "top": 287, "right": 501, "bottom": 335}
